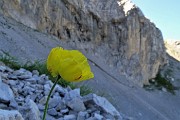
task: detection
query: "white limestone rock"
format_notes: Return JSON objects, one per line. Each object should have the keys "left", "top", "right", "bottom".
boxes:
{"left": 67, "top": 97, "right": 86, "bottom": 112}
{"left": 0, "top": 109, "right": 24, "bottom": 120}
{"left": 0, "top": 81, "right": 18, "bottom": 109}
{"left": 83, "top": 94, "right": 122, "bottom": 119}
{"left": 20, "top": 99, "right": 41, "bottom": 120}
{"left": 48, "top": 96, "right": 61, "bottom": 109}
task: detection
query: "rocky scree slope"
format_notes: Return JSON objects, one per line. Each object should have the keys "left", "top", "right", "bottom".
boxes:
{"left": 0, "top": 0, "right": 167, "bottom": 86}
{"left": 0, "top": 64, "right": 122, "bottom": 120}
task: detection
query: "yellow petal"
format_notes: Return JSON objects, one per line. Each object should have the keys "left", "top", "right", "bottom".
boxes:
{"left": 47, "top": 47, "right": 94, "bottom": 82}
{"left": 59, "top": 58, "right": 79, "bottom": 81}
{"left": 47, "top": 47, "right": 63, "bottom": 77}
{"left": 76, "top": 65, "right": 94, "bottom": 82}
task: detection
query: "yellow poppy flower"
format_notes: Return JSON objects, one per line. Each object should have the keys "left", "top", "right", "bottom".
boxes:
{"left": 47, "top": 47, "right": 94, "bottom": 82}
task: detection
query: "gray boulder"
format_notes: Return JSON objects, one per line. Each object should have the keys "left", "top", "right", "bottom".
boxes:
{"left": 64, "top": 88, "right": 81, "bottom": 101}
{"left": 19, "top": 99, "right": 41, "bottom": 120}
{"left": 0, "top": 81, "right": 18, "bottom": 109}
{"left": 83, "top": 94, "right": 122, "bottom": 119}
{"left": 47, "top": 108, "right": 58, "bottom": 116}
{"left": 77, "top": 111, "right": 88, "bottom": 120}
{"left": 0, "top": 109, "right": 24, "bottom": 120}
{"left": 64, "top": 114, "right": 76, "bottom": 120}
{"left": 67, "top": 97, "right": 86, "bottom": 112}
{"left": 48, "top": 96, "right": 61, "bottom": 109}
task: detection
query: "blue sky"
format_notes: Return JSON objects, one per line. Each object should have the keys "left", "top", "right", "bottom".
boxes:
{"left": 131, "top": 0, "right": 180, "bottom": 40}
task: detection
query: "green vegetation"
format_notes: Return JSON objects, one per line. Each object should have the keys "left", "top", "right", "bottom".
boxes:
{"left": 144, "top": 73, "right": 176, "bottom": 95}
{"left": 0, "top": 52, "right": 49, "bottom": 75}
{"left": 79, "top": 85, "right": 93, "bottom": 96}
{"left": 0, "top": 52, "right": 92, "bottom": 96}
{"left": 0, "top": 52, "right": 21, "bottom": 70}
{"left": 155, "top": 73, "right": 175, "bottom": 94}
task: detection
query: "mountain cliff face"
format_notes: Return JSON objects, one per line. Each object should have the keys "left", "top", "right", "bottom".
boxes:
{"left": 0, "top": 0, "right": 167, "bottom": 86}
{"left": 165, "top": 40, "right": 180, "bottom": 61}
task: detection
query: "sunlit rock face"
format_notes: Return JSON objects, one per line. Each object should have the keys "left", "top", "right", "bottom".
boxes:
{"left": 0, "top": 0, "right": 167, "bottom": 86}
{"left": 165, "top": 40, "right": 180, "bottom": 61}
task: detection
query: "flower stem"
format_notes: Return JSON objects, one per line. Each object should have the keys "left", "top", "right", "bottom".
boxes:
{"left": 42, "top": 75, "right": 61, "bottom": 120}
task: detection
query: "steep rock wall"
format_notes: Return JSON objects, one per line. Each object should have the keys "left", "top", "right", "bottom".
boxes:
{"left": 0, "top": 0, "right": 167, "bottom": 86}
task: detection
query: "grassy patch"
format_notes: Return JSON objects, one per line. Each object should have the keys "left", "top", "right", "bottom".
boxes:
{"left": 0, "top": 52, "right": 21, "bottom": 69}
{"left": 0, "top": 52, "right": 49, "bottom": 75}
{"left": 155, "top": 73, "right": 175, "bottom": 94}
{"left": 144, "top": 73, "right": 176, "bottom": 95}
{"left": 23, "top": 61, "right": 49, "bottom": 75}
{"left": 79, "top": 85, "right": 93, "bottom": 96}
{"left": 0, "top": 52, "right": 92, "bottom": 96}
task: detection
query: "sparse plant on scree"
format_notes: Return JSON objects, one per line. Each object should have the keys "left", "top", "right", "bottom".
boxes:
{"left": 0, "top": 49, "right": 94, "bottom": 120}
